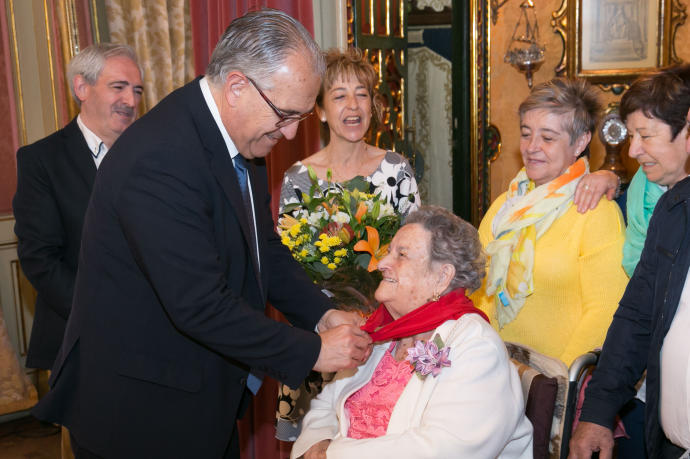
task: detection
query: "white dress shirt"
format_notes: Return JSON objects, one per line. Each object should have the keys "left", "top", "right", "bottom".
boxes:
{"left": 660, "top": 265, "right": 690, "bottom": 449}
{"left": 76, "top": 115, "right": 108, "bottom": 168}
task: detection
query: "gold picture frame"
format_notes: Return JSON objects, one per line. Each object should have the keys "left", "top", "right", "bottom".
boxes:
{"left": 552, "top": 0, "right": 687, "bottom": 88}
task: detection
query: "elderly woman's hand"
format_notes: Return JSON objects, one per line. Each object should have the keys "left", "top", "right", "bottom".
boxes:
{"left": 303, "top": 439, "right": 330, "bottom": 459}
{"left": 573, "top": 170, "right": 619, "bottom": 213}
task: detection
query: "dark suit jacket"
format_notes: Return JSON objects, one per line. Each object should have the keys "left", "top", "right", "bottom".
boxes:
{"left": 33, "top": 78, "right": 331, "bottom": 458}
{"left": 13, "top": 118, "right": 96, "bottom": 370}
{"left": 580, "top": 176, "right": 690, "bottom": 458}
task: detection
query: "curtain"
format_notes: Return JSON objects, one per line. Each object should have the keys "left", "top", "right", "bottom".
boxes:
{"left": 190, "top": 2, "right": 320, "bottom": 458}
{"left": 105, "top": 0, "right": 195, "bottom": 112}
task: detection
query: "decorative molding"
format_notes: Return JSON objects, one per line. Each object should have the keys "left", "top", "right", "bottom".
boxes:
{"left": 7, "top": 0, "right": 26, "bottom": 146}
{"left": 42, "top": 0, "right": 59, "bottom": 133}
{"left": 671, "top": 0, "right": 688, "bottom": 63}
{"left": 469, "top": 0, "right": 495, "bottom": 224}
{"left": 551, "top": 0, "right": 568, "bottom": 76}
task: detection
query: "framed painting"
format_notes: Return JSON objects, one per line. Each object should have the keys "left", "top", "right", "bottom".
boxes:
{"left": 552, "top": 0, "right": 686, "bottom": 88}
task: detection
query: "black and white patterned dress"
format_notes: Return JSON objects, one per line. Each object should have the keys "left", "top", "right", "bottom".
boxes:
{"left": 279, "top": 151, "right": 420, "bottom": 217}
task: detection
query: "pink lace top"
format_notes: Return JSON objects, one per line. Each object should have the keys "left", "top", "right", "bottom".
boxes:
{"left": 344, "top": 342, "right": 414, "bottom": 439}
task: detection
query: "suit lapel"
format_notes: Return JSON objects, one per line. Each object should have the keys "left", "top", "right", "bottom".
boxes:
{"left": 185, "top": 79, "right": 265, "bottom": 302}
{"left": 63, "top": 118, "right": 96, "bottom": 189}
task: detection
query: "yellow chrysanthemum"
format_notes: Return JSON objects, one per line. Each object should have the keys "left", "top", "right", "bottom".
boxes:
{"left": 321, "top": 256, "right": 329, "bottom": 265}
{"left": 300, "top": 249, "right": 308, "bottom": 258}
{"left": 334, "top": 257, "right": 342, "bottom": 264}
{"left": 289, "top": 224, "right": 301, "bottom": 237}
{"left": 327, "top": 263, "right": 337, "bottom": 270}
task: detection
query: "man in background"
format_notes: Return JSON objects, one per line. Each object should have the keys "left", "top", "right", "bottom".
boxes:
{"left": 33, "top": 10, "right": 371, "bottom": 458}
{"left": 13, "top": 43, "right": 143, "bottom": 373}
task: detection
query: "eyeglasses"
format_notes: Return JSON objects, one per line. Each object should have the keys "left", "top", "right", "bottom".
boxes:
{"left": 246, "top": 76, "right": 313, "bottom": 128}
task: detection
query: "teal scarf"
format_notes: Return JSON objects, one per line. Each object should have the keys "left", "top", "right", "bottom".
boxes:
{"left": 622, "top": 168, "right": 665, "bottom": 276}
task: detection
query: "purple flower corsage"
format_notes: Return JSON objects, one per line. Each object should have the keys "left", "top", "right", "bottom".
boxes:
{"left": 405, "top": 335, "right": 451, "bottom": 379}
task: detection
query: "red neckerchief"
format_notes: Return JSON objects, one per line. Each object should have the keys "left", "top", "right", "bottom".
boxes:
{"left": 361, "top": 288, "right": 489, "bottom": 342}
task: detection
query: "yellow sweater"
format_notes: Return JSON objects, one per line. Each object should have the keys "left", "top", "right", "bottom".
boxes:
{"left": 471, "top": 193, "right": 628, "bottom": 366}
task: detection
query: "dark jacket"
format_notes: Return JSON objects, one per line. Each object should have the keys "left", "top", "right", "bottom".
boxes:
{"left": 33, "top": 78, "right": 331, "bottom": 458}
{"left": 13, "top": 118, "right": 96, "bottom": 369}
{"left": 580, "top": 175, "right": 690, "bottom": 458}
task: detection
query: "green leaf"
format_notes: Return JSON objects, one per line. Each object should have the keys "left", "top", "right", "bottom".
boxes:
{"left": 354, "top": 253, "right": 371, "bottom": 269}
{"left": 301, "top": 192, "right": 312, "bottom": 205}
{"left": 282, "top": 202, "right": 302, "bottom": 213}
{"left": 327, "top": 168, "right": 333, "bottom": 182}
{"left": 313, "top": 261, "right": 335, "bottom": 279}
{"left": 432, "top": 334, "right": 445, "bottom": 349}
{"left": 344, "top": 176, "right": 368, "bottom": 192}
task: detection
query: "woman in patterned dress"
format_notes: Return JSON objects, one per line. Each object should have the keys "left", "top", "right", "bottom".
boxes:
{"left": 279, "top": 47, "right": 419, "bottom": 218}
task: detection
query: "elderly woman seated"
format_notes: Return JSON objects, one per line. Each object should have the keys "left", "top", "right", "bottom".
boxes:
{"left": 291, "top": 206, "right": 533, "bottom": 459}
{"left": 472, "top": 78, "right": 629, "bottom": 366}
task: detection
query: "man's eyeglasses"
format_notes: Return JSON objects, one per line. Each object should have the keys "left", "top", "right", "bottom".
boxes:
{"left": 246, "top": 76, "right": 313, "bottom": 128}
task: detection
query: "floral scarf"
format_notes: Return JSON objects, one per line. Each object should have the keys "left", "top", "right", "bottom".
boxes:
{"left": 361, "top": 288, "right": 488, "bottom": 342}
{"left": 486, "top": 157, "right": 588, "bottom": 328}
{"left": 622, "top": 168, "right": 665, "bottom": 277}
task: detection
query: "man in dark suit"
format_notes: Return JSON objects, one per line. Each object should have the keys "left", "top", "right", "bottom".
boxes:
{"left": 33, "top": 10, "right": 372, "bottom": 459}
{"left": 13, "top": 43, "right": 143, "bottom": 372}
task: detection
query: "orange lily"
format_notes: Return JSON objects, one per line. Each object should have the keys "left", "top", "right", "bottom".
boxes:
{"left": 277, "top": 214, "right": 299, "bottom": 232}
{"left": 354, "top": 201, "right": 368, "bottom": 223}
{"left": 353, "top": 226, "right": 390, "bottom": 271}
{"left": 322, "top": 198, "right": 339, "bottom": 216}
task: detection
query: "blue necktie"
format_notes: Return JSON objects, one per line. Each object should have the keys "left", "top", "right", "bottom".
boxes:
{"left": 233, "top": 155, "right": 263, "bottom": 395}
{"left": 233, "top": 155, "right": 259, "bottom": 268}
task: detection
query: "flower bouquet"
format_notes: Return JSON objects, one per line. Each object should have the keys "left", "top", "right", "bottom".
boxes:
{"left": 278, "top": 167, "right": 401, "bottom": 313}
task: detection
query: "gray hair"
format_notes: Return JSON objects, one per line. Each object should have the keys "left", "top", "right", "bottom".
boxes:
{"left": 518, "top": 77, "right": 601, "bottom": 147}
{"left": 405, "top": 206, "right": 486, "bottom": 293}
{"left": 67, "top": 43, "right": 141, "bottom": 105}
{"left": 206, "top": 9, "right": 325, "bottom": 89}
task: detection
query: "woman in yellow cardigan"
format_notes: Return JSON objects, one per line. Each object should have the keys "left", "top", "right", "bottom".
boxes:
{"left": 472, "top": 78, "right": 628, "bottom": 366}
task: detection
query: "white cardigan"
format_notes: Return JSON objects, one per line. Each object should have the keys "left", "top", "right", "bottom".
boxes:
{"left": 291, "top": 314, "right": 533, "bottom": 458}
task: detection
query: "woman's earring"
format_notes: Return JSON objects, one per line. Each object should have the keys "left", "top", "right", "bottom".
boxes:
{"left": 431, "top": 292, "right": 440, "bottom": 301}
{"left": 320, "top": 116, "right": 326, "bottom": 123}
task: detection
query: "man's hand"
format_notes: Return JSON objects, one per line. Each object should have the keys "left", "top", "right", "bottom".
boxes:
{"left": 573, "top": 170, "right": 619, "bottom": 213}
{"left": 317, "top": 309, "right": 365, "bottom": 332}
{"left": 314, "top": 324, "right": 372, "bottom": 372}
{"left": 569, "top": 421, "right": 615, "bottom": 459}
{"left": 304, "top": 439, "right": 330, "bottom": 459}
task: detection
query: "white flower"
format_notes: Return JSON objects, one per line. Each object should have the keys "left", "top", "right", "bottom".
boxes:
{"left": 307, "top": 210, "right": 327, "bottom": 227}
{"left": 331, "top": 211, "right": 351, "bottom": 224}
{"left": 378, "top": 203, "right": 395, "bottom": 219}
